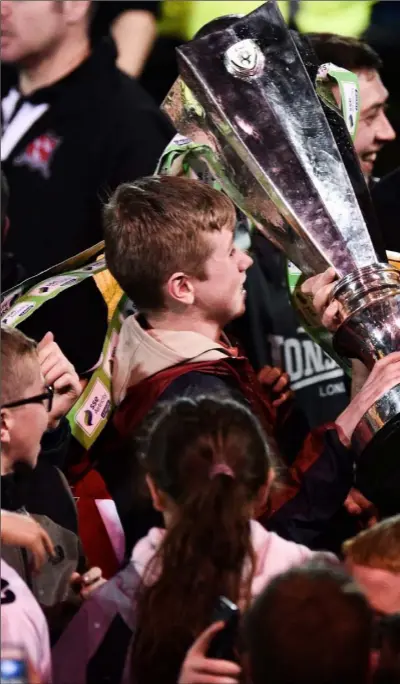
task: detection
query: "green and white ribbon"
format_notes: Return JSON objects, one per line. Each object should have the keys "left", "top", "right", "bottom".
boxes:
{"left": 317, "top": 62, "right": 360, "bottom": 141}
{"left": 1, "top": 258, "right": 107, "bottom": 328}
{"left": 1, "top": 253, "right": 131, "bottom": 449}
{"left": 66, "top": 294, "right": 130, "bottom": 449}
{"left": 157, "top": 133, "right": 252, "bottom": 249}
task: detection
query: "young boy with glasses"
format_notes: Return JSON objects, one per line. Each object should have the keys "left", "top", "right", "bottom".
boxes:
{"left": 1, "top": 325, "right": 104, "bottom": 643}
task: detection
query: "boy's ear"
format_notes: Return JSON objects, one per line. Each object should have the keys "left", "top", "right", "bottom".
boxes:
{"left": 166, "top": 272, "right": 195, "bottom": 307}
{"left": 1, "top": 408, "right": 12, "bottom": 446}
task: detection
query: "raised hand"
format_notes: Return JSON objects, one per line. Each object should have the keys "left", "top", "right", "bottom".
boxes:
{"left": 300, "top": 267, "right": 341, "bottom": 332}
{"left": 70, "top": 566, "right": 106, "bottom": 600}
{"left": 37, "top": 332, "right": 82, "bottom": 428}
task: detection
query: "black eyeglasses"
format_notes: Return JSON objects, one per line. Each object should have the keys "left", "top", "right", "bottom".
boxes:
{"left": 1, "top": 385, "right": 54, "bottom": 413}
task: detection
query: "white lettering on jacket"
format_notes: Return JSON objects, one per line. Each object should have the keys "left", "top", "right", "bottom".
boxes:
{"left": 268, "top": 328, "right": 346, "bottom": 394}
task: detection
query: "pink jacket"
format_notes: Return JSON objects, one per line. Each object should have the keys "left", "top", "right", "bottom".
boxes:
{"left": 1, "top": 559, "right": 52, "bottom": 683}
{"left": 131, "top": 520, "right": 336, "bottom": 599}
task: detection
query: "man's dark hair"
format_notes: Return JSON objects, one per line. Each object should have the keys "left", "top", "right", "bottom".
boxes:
{"left": 307, "top": 33, "right": 382, "bottom": 72}
{"left": 244, "top": 561, "right": 373, "bottom": 684}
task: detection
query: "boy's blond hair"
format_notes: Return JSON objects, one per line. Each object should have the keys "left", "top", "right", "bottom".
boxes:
{"left": 343, "top": 516, "right": 400, "bottom": 574}
{"left": 1, "top": 326, "right": 38, "bottom": 405}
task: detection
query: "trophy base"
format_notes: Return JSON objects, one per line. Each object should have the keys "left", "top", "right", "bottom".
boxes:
{"left": 352, "top": 383, "right": 400, "bottom": 515}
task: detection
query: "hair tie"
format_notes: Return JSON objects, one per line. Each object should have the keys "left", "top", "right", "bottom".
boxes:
{"left": 209, "top": 463, "right": 235, "bottom": 480}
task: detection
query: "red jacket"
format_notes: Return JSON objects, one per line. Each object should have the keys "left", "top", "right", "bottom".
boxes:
{"left": 71, "top": 355, "right": 353, "bottom": 575}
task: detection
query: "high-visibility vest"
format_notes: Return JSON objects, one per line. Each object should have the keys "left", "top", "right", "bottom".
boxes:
{"left": 294, "top": 0, "right": 375, "bottom": 38}
{"left": 158, "top": 0, "right": 374, "bottom": 41}
{"left": 158, "top": 1, "right": 290, "bottom": 40}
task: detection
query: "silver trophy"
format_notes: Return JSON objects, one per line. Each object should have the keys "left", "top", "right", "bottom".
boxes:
{"left": 162, "top": 0, "right": 400, "bottom": 509}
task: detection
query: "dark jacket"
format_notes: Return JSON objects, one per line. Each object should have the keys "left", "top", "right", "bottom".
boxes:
{"left": 77, "top": 355, "right": 354, "bottom": 561}
{"left": 1, "top": 38, "right": 174, "bottom": 277}
{"left": 372, "top": 167, "right": 400, "bottom": 252}
{"left": 229, "top": 237, "right": 350, "bottom": 430}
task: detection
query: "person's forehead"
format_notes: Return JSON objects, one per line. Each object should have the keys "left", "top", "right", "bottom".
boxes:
{"left": 357, "top": 69, "right": 388, "bottom": 113}
{"left": 19, "top": 356, "right": 44, "bottom": 397}
{"left": 350, "top": 563, "right": 400, "bottom": 610}
{"left": 206, "top": 227, "right": 234, "bottom": 256}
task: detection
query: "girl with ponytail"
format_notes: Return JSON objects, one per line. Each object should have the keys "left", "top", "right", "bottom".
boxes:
{"left": 130, "top": 395, "right": 333, "bottom": 684}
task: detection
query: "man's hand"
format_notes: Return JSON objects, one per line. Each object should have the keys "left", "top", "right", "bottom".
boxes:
{"left": 336, "top": 352, "right": 400, "bottom": 444}
{"left": 1, "top": 512, "right": 55, "bottom": 571}
{"left": 301, "top": 267, "right": 341, "bottom": 331}
{"left": 344, "top": 488, "right": 378, "bottom": 527}
{"left": 70, "top": 567, "right": 106, "bottom": 600}
{"left": 37, "top": 332, "right": 82, "bottom": 429}
{"left": 179, "top": 621, "right": 241, "bottom": 684}
{"left": 258, "top": 366, "right": 293, "bottom": 408}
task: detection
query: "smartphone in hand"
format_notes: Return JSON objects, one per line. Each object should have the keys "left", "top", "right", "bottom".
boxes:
{"left": 207, "top": 596, "right": 240, "bottom": 662}
{"left": 1, "top": 646, "right": 28, "bottom": 684}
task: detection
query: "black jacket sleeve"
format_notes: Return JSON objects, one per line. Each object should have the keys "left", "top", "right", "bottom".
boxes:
{"left": 40, "top": 416, "right": 71, "bottom": 471}
{"left": 266, "top": 428, "right": 354, "bottom": 549}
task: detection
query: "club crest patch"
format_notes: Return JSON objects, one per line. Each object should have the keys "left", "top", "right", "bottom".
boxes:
{"left": 13, "top": 132, "right": 61, "bottom": 178}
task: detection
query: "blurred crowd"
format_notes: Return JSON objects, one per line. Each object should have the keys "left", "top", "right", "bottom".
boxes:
{"left": 1, "top": 2, "right": 400, "bottom": 684}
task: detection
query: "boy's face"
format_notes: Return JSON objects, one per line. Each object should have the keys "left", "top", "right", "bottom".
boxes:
{"left": 192, "top": 227, "right": 253, "bottom": 327}
{"left": 347, "top": 561, "right": 400, "bottom": 615}
{"left": 333, "top": 68, "right": 395, "bottom": 178}
{"left": 1, "top": 355, "right": 49, "bottom": 472}
{"left": 355, "top": 69, "right": 396, "bottom": 179}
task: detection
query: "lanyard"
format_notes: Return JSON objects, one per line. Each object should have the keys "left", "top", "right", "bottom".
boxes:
{"left": 1, "top": 250, "right": 130, "bottom": 449}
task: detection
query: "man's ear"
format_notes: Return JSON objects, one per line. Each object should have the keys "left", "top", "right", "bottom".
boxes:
{"left": 165, "top": 272, "right": 195, "bottom": 307}
{"left": 1, "top": 408, "right": 12, "bottom": 447}
{"left": 145, "top": 474, "right": 168, "bottom": 512}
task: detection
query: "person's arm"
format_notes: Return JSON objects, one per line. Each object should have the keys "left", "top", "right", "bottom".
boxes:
{"left": 265, "top": 423, "right": 354, "bottom": 547}
{"left": 1, "top": 511, "right": 55, "bottom": 570}
{"left": 266, "top": 269, "right": 400, "bottom": 545}
{"left": 300, "top": 268, "right": 400, "bottom": 441}
{"left": 112, "top": 9, "right": 157, "bottom": 78}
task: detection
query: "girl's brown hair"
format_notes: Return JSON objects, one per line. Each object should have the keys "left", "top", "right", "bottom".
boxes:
{"left": 131, "top": 395, "right": 273, "bottom": 684}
